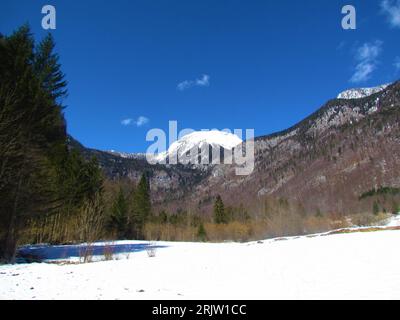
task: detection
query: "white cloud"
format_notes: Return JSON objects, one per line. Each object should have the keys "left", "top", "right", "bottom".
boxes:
{"left": 121, "top": 118, "right": 134, "bottom": 126}
{"left": 121, "top": 116, "right": 149, "bottom": 127}
{"left": 350, "top": 41, "right": 383, "bottom": 83}
{"left": 356, "top": 41, "right": 382, "bottom": 61}
{"left": 177, "top": 80, "right": 192, "bottom": 91}
{"left": 135, "top": 116, "right": 149, "bottom": 127}
{"left": 381, "top": 0, "right": 400, "bottom": 28}
{"left": 195, "top": 74, "right": 210, "bottom": 86}
{"left": 177, "top": 74, "right": 210, "bottom": 91}
{"left": 351, "top": 62, "right": 376, "bottom": 83}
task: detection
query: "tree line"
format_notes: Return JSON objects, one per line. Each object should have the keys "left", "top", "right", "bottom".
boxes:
{"left": 0, "top": 26, "right": 151, "bottom": 263}
{"left": 0, "top": 26, "right": 241, "bottom": 263}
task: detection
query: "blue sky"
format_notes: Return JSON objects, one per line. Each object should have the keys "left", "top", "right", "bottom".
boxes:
{"left": 1, "top": 0, "right": 400, "bottom": 152}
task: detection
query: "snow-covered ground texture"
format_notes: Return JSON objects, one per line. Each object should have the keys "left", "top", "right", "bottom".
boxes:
{"left": 1, "top": 228, "right": 400, "bottom": 300}
{"left": 337, "top": 84, "right": 390, "bottom": 99}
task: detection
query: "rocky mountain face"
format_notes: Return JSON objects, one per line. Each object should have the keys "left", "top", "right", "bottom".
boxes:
{"left": 185, "top": 81, "right": 400, "bottom": 215}
{"left": 71, "top": 80, "right": 400, "bottom": 216}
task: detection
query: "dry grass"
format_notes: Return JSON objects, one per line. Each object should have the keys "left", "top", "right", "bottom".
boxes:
{"left": 103, "top": 243, "right": 115, "bottom": 261}
{"left": 349, "top": 212, "right": 389, "bottom": 227}
{"left": 143, "top": 213, "right": 349, "bottom": 243}
{"left": 327, "top": 225, "right": 400, "bottom": 236}
{"left": 79, "top": 244, "right": 94, "bottom": 264}
{"left": 204, "top": 222, "right": 257, "bottom": 242}
{"left": 144, "top": 223, "right": 198, "bottom": 242}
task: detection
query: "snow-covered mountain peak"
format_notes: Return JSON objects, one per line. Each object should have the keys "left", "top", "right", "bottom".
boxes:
{"left": 156, "top": 130, "right": 243, "bottom": 162}
{"left": 337, "top": 84, "right": 390, "bottom": 100}
{"left": 172, "top": 130, "right": 242, "bottom": 151}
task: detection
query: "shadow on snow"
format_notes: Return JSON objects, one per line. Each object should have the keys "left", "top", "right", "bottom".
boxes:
{"left": 16, "top": 242, "right": 168, "bottom": 263}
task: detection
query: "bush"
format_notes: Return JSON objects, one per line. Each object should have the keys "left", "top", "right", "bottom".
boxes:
{"left": 197, "top": 224, "right": 207, "bottom": 242}
{"left": 373, "top": 201, "right": 380, "bottom": 216}
{"left": 79, "top": 244, "right": 94, "bottom": 264}
{"left": 103, "top": 243, "right": 115, "bottom": 261}
{"left": 351, "top": 212, "right": 390, "bottom": 226}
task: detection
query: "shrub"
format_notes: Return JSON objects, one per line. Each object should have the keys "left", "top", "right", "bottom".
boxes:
{"left": 373, "top": 201, "right": 380, "bottom": 216}
{"left": 79, "top": 244, "right": 94, "bottom": 264}
{"left": 103, "top": 243, "right": 115, "bottom": 261}
{"left": 197, "top": 224, "right": 207, "bottom": 242}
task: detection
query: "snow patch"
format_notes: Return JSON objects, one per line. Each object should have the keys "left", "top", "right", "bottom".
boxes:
{"left": 337, "top": 84, "right": 390, "bottom": 100}
{"left": 155, "top": 130, "right": 243, "bottom": 162}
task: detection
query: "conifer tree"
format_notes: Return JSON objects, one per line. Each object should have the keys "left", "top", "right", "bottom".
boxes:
{"left": 132, "top": 174, "right": 151, "bottom": 239}
{"left": 197, "top": 223, "right": 207, "bottom": 242}
{"left": 109, "top": 188, "right": 129, "bottom": 239}
{"left": 34, "top": 33, "right": 67, "bottom": 102}
{"left": 0, "top": 26, "right": 69, "bottom": 262}
{"left": 214, "top": 195, "right": 227, "bottom": 224}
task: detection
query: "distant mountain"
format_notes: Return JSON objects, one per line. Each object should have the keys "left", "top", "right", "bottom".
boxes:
{"left": 154, "top": 130, "right": 242, "bottom": 165}
{"left": 106, "top": 130, "right": 242, "bottom": 165}
{"left": 69, "top": 80, "right": 400, "bottom": 216}
{"left": 337, "top": 84, "right": 389, "bottom": 100}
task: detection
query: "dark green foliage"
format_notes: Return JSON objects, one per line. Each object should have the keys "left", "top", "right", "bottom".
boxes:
{"left": 34, "top": 34, "right": 67, "bottom": 101}
{"left": 190, "top": 214, "right": 202, "bottom": 228}
{"left": 159, "top": 210, "right": 168, "bottom": 224}
{"left": 109, "top": 188, "right": 129, "bottom": 239}
{"left": 373, "top": 201, "right": 380, "bottom": 216}
{"left": 0, "top": 26, "right": 105, "bottom": 262}
{"left": 214, "top": 195, "right": 228, "bottom": 224}
{"left": 169, "top": 209, "right": 188, "bottom": 226}
{"left": 197, "top": 223, "right": 207, "bottom": 242}
{"left": 360, "top": 186, "right": 400, "bottom": 200}
{"left": 59, "top": 150, "right": 103, "bottom": 208}
{"left": 37, "top": 150, "right": 104, "bottom": 245}
{"left": 392, "top": 202, "right": 400, "bottom": 215}
{"left": 0, "top": 26, "right": 69, "bottom": 262}
{"left": 131, "top": 174, "right": 151, "bottom": 238}
{"left": 225, "top": 205, "right": 250, "bottom": 223}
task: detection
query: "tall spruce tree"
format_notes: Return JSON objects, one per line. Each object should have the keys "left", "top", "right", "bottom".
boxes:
{"left": 132, "top": 174, "right": 151, "bottom": 239}
{"left": 35, "top": 33, "right": 67, "bottom": 102}
{"left": 214, "top": 195, "right": 228, "bottom": 224}
{"left": 109, "top": 188, "right": 129, "bottom": 239}
{"left": 0, "top": 26, "right": 68, "bottom": 262}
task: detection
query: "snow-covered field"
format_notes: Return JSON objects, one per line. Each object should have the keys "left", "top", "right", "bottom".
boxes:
{"left": 1, "top": 229, "right": 400, "bottom": 300}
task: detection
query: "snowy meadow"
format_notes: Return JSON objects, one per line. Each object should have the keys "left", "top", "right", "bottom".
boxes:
{"left": 1, "top": 229, "right": 400, "bottom": 300}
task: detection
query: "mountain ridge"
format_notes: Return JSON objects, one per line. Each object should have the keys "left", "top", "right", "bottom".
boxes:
{"left": 337, "top": 84, "right": 390, "bottom": 99}
{"left": 69, "top": 80, "right": 400, "bottom": 216}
